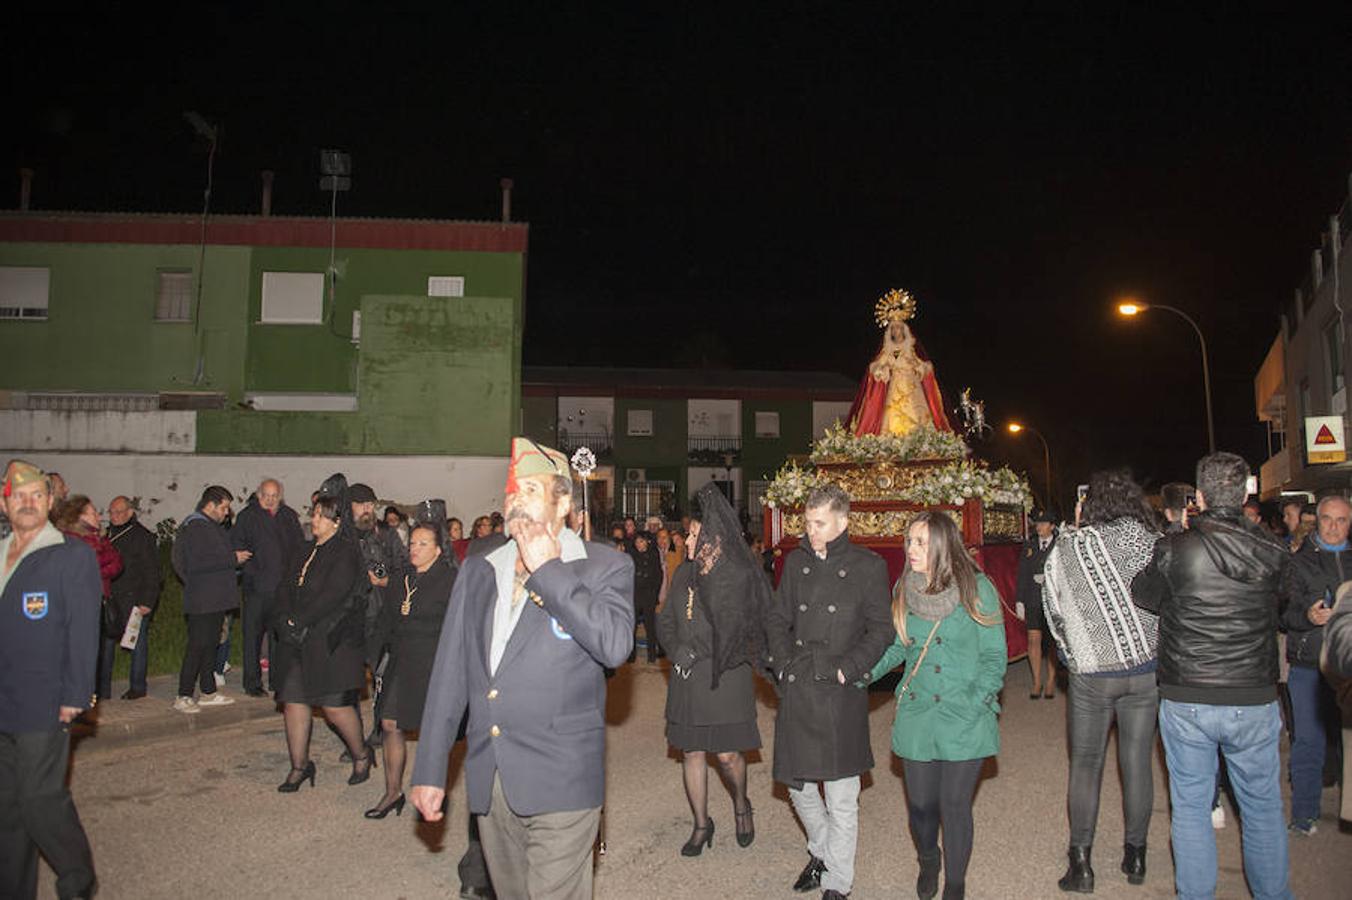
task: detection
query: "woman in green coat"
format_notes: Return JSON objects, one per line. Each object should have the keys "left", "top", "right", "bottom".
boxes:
{"left": 868, "top": 511, "right": 1006, "bottom": 900}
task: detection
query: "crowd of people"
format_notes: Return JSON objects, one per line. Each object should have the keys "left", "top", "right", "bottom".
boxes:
{"left": 3, "top": 443, "right": 1352, "bottom": 900}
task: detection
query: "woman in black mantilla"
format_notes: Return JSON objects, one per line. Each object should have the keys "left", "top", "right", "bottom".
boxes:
{"left": 656, "top": 484, "right": 769, "bottom": 855}
{"left": 271, "top": 495, "right": 373, "bottom": 791}
{"left": 364, "top": 514, "right": 457, "bottom": 818}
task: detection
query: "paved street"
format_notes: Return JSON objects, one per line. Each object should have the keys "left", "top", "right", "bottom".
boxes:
{"left": 42, "top": 663, "right": 1346, "bottom": 899}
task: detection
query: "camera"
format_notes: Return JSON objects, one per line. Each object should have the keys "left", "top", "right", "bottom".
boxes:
{"left": 370, "top": 562, "right": 388, "bottom": 580}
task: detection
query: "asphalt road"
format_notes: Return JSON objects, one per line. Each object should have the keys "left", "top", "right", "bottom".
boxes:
{"left": 39, "top": 663, "right": 1347, "bottom": 899}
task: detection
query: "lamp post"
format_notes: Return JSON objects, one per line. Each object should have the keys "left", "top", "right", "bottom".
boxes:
{"left": 1007, "top": 422, "right": 1053, "bottom": 511}
{"left": 1117, "top": 299, "right": 1216, "bottom": 454}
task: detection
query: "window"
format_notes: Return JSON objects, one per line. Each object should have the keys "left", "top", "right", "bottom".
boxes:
{"left": 155, "top": 270, "right": 193, "bottom": 321}
{"left": 261, "top": 271, "right": 324, "bottom": 323}
{"left": 1324, "top": 318, "right": 1345, "bottom": 397}
{"left": 428, "top": 275, "right": 465, "bottom": 297}
{"left": 754, "top": 411, "right": 780, "bottom": 438}
{"left": 0, "top": 266, "right": 50, "bottom": 320}
{"left": 627, "top": 409, "right": 654, "bottom": 436}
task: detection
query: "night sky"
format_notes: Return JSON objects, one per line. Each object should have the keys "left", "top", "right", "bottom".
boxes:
{"left": 9, "top": 4, "right": 1352, "bottom": 510}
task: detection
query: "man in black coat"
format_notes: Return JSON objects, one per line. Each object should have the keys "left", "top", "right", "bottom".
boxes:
{"left": 765, "top": 483, "right": 893, "bottom": 900}
{"left": 102, "top": 496, "right": 162, "bottom": 700}
{"left": 1017, "top": 507, "right": 1059, "bottom": 698}
{"left": 347, "top": 483, "right": 408, "bottom": 663}
{"left": 171, "top": 486, "right": 248, "bottom": 712}
{"left": 412, "top": 438, "right": 634, "bottom": 900}
{"left": 0, "top": 459, "right": 99, "bottom": 900}
{"left": 232, "top": 479, "right": 302, "bottom": 696}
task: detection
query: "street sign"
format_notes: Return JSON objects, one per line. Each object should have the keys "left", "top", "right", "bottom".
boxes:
{"left": 1305, "top": 415, "right": 1347, "bottom": 464}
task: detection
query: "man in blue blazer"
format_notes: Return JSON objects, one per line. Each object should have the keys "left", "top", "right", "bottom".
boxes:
{"left": 0, "top": 460, "right": 100, "bottom": 900}
{"left": 412, "top": 438, "right": 634, "bottom": 900}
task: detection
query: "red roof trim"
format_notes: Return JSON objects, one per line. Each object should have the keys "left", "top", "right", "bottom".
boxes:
{"left": 0, "top": 212, "right": 528, "bottom": 253}
{"left": 522, "top": 384, "right": 856, "bottom": 401}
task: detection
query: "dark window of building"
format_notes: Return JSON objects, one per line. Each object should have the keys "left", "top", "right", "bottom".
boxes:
{"left": 1323, "top": 318, "right": 1345, "bottom": 398}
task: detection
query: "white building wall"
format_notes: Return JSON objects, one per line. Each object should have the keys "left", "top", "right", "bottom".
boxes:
{"left": 556, "top": 396, "right": 614, "bottom": 438}
{"left": 11, "top": 452, "right": 507, "bottom": 529}
{"left": 0, "top": 410, "right": 197, "bottom": 453}
{"left": 687, "top": 466, "right": 742, "bottom": 504}
{"left": 687, "top": 399, "right": 740, "bottom": 436}
{"left": 812, "top": 400, "right": 854, "bottom": 440}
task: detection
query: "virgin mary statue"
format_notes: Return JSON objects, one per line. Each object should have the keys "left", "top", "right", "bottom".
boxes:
{"left": 846, "top": 289, "right": 953, "bottom": 436}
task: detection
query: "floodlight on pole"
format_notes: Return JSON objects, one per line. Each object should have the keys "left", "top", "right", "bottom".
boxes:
{"left": 1115, "top": 297, "right": 1215, "bottom": 453}
{"left": 183, "top": 110, "right": 219, "bottom": 383}
{"left": 319, "top": 150, "right": 352, "bottom": 310}
{"left": 1007, "top": 421, "right": 1052, "bottom": 511}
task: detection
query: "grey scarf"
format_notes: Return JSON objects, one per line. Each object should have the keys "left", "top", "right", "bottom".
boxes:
{"left": 903, "top": 569, "right": 960, "bottom": 622}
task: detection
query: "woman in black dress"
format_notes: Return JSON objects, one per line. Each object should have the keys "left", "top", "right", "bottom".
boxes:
{"left": 655, "top": 484, "right": 768, "bottom": 855}
{"left": 365, "top": 521, "right": 456, "bottom": 818}
{"left": 272, "top": 496, "right": 373, "bottom": 791}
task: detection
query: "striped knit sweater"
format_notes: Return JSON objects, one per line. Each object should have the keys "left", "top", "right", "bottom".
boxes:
{"left": 1041, "top": 518, "right": 1161, "bottom": 675}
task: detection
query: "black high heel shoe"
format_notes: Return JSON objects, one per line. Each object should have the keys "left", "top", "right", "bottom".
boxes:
{"left": 278, "top": 761, "right": 316, "bottom": 793}
{"left": 364, "top": 793, "right": 406, "bottom": 819}
{"left": 348, "top": 752, "right": 377, "bottom": 786}
{"left": 681, "top": 819, "right": 715, "bottom": 856}
{"left": 734, "top": 803, "right": 755, "bottom": 847}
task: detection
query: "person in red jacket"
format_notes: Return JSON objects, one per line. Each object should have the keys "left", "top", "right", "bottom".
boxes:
{"left": 53, "top": 496, "right": 122, "bottom": 597}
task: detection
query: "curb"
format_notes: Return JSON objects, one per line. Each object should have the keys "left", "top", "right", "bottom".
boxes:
{"left": 73, "top": 695, "right": 282, "bottom": 750}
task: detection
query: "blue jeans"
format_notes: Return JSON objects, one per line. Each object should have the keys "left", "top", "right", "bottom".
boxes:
{"left": 1286, "top": 664, "right": 1336, "bottom": 821}
{"left": 96, "top": 617, "right": 151, "bottom": 697}
{"left": 1158, "top": 699, "right": 1291, "bottom": 900}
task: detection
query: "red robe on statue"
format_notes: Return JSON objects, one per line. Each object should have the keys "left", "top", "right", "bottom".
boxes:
{"left": 847, "top": 338, "right": 953, "bottom": 435}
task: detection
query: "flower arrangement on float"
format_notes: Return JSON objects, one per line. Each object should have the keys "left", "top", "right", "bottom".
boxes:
{"left": 895, "top": 460, "right": 1032, "bottom": 508}
{"left": 763, "top": 425, "right": 1032, "bottom": 511}
{"left": 809, "top": 421, "right": 968, "bottom": 464}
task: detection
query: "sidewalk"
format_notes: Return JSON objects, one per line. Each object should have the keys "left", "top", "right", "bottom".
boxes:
{"left": 73, "top": 671, "right": 283, "bottom": 750}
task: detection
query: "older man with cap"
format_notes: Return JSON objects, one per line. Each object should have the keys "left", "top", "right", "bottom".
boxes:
{"left": 0, "top": 460, "right": 99, "bottom": 900}
{"left": 411, "top": 438, "right": 634, "bottom": 900}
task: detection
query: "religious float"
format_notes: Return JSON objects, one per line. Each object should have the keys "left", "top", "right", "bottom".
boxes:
{"left": 762, "top": 289, "right": 1033, "bottom": 659}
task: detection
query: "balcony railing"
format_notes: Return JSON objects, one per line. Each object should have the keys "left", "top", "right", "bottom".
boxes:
{"left": 687, "top": 434, "right": 741, "bottom": 464}
{"left": 557, "top": 430, "right": 612, "bottom": 455}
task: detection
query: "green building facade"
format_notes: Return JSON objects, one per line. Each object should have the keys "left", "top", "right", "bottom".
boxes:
{"left": 521, "top": 366, "right": 856, "bottom": 523}
{"left": 0, "top": 212, "right": 527, "bottom": 457}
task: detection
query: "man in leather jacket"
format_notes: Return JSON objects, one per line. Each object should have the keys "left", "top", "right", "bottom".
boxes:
{"left": 1281, "top": 494, "right": 1348, "bottom": 835}
{"left": 1132, "top": 452, "right": 1292, "bottom": 900}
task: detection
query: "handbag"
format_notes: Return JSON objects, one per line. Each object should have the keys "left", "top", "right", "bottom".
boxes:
{"left": 895, "top": 618, "right": 943, "bottom": 698}
{"left": 100, "top": 598, "right": 119, "bottom": 637}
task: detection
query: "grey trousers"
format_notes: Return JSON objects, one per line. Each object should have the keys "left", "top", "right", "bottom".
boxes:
{"left": 1067, "top": 671, "right": 1158, "bottom": 846}
{"left": 478, "top": 773, "right": 601, "bottom": 900}
{"left": 789, "top": 776, "right": 861, "bottom": 895}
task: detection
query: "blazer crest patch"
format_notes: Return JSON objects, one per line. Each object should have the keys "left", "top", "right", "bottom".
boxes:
{"left": 23, "top": 591, "right": 49, "bottom": 620}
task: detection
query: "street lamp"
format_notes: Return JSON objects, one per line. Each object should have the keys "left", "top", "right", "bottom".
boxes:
{"left": 1007, "top": 422, "right": 1053, "bottom": 511}
{"left": 1116, "top": 299, "right": 1215, "bottom": 453}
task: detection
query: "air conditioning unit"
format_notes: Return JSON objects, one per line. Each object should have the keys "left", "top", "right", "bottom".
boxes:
{"left": 625, "top": 468, "right": 646, "bottom": 483}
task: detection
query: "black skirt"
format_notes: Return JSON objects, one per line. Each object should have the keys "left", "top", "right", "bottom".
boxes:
{"left": 667, "top": 719, "right": 761, "bottom": 753}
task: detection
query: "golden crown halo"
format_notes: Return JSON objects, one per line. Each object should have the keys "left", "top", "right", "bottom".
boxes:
{"left": 874, "top": 288, "right": 918, "bottom": 328}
